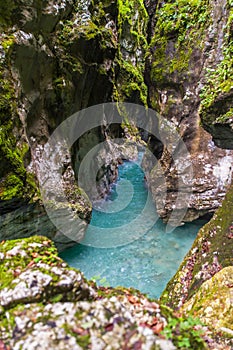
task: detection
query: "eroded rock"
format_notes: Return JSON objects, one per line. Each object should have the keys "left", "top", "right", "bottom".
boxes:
{"left": 146, "top": 0, "right": 233, "bottom": 224}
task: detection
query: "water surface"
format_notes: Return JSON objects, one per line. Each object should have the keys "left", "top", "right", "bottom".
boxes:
{"left": 61, "top": 154, "right": 205, "bottom": 298}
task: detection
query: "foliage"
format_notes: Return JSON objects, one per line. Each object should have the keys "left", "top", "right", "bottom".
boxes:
{"left": 113, "top": 0, "right": 149, "bottom": 104}
{"left": 0, "top": 0, "right": 16, "bottom": 27}
{"left": 150, "top": 0, "right": 210, "bottom": 84}
{"left": 214, "top": 107, "right": 233, "bottom": 124}
{"left": 0, "top": 41, "right": 38, "bottom": 200}
{"left": 199, "top": 1, "right": 233, "bottom": 124}
{"left": 162, "top": 315, "right": 207, "bottom": 349}
{"left": 91, "top": 275, "right": 110, "bottom": 287}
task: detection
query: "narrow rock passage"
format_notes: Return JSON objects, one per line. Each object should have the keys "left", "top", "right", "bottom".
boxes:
{"left": 61, "top": 152, "right": 206, "bottom": 298}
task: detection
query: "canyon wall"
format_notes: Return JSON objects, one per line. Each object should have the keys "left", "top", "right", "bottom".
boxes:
{"left": 0, "top": 0, "right": 232, "bottom": 246}
{"left": 146, "top": 0, "right": 233, "bottom": 224}
{"left": 0, "top": 0, "right": 148, "bottom": 249}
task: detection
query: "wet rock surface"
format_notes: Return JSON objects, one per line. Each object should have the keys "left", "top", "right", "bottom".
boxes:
{"left": 0, "top": 197, "right": 91, "bottom": 252}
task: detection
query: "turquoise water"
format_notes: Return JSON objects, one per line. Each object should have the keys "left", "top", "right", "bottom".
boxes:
{"left": 60, "top": 153, "right": 205, "bottom": 299}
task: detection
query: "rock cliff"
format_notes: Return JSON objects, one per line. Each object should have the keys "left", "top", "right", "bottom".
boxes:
{"left": 0, "top": 0, "right": 148, "bottom": 249}
{"left": 0, "top": 0, "right": 232, "bottom": 239}
{"left": 0, "top": 1, "right": 233, "bottom": 349}
{"left": 146, "top": 0, "right": 233, "bottom": 224}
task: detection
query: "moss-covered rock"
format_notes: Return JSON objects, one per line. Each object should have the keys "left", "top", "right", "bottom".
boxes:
{"left": 182, "top": 266, "right": 233, "bottom": 335}
{"left": 161, "top": 181, "right": 233, "bottom": 309}
{"left": 0, "top": 0, "right": 150, "bottom": 249}
{"left": 0, "top": 236, "right": 199, "bottom": 349}
{"left": 146, "top": 0, "right": 233, "bottom": 224}
{"left": 0, "top": 33, "right": 38, "bottom": 201}
{"left": 199, "top": 0, "right": 233, "bottom": 148}
{"left": 149, "top": 0, "right": 210, "bottom": 86}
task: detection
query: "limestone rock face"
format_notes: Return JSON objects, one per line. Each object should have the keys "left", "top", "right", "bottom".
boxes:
{"left": 182, "top": 266, "right": 233, "bottom": 334}
{"left": 1, "top": 0, "right": 232, "bottom": 234}
{"left": 147, "top": 0, "right": 233, "bottom": 223}
{"left": 0, "top": 0, "right": 148, "bottom": 247}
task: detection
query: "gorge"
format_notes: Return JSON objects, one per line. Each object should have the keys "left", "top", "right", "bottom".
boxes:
{"left": 0, "top": 0, "right": 233, "bottom": 349}
{"left": 61, "top": 152, "right": 206, "bottom": 299}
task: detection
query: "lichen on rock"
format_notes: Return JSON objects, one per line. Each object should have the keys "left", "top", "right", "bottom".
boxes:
{"left": 182, "top": 266, "right": 233, "bottom": 334}
{"left": 161, "top": 181, "right": 233, "bottom": 310}
{"left": 0, "top": 236, "right": 182, "bottom": 349}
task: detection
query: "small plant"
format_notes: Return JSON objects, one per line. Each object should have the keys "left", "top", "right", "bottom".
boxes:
{"left": 162, "top": 315, "right": 207, "bottom": 349}
{"left": 91, "top": 275, "right": 110, "bottom": 287}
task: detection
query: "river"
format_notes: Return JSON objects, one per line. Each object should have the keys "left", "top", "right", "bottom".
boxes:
{"left": 60, "top": 152, "right": 206, "bottom": 298}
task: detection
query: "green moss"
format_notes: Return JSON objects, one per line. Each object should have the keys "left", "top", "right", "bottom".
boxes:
{"left": 150, "top": 0, "right": 210, "bottom": 86}
{"left": 0, "top": 124, "right": 38, "bottom": 200}
{"left": 214, "top": 107, "right": 233, "bottom": 124}
{"left": 182, "top": 267, "right": 233, "bottom": 335}
{"left": 200, "top": 42, "right": 233, "bottom": 110}
{"left": 0, "top": 0, "right": 16, "bottom": 27}
{"left": 0, "top": 236, "right": 60, "bottom": 290}
{"left": 56, "top": 0, "right": 148, "bottom": 105}
{"left": 58, "top": 8, "right": 116, "bottom": 65}
{"left": 113, "top": 0, "right": 148, "bottom": 104}
{"left": 114, "top": 59, "right": 148, "bottom": 104}
{"left": 0, "top": 236, "right": 210, "bottom": 348}
{"left": 199, "top": 1, "right": 233, "bottom": 126}
{"left": 161, "top": 182, "right": 233, "bottom": 308}
{"left": 0, "top": 35, "right": 39, "bottom": 201}
{"left": 0, "top": 174, "right": 24, "bottom": 200}
{"left": 1, "top": 34, "right": 14, "bottom": 52}
{"left": 117, "top": 0, "right": 148, "bottom": 43}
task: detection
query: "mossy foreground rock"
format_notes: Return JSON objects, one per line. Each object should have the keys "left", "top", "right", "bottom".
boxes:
{"left": 161, "top": 182, "right": 233, "bottom": 308}
{"left": 182, "top": 266, "right": 233, "bottom": 334}
{"left": 0, "top": 236, "right": 182, "bottom": 349}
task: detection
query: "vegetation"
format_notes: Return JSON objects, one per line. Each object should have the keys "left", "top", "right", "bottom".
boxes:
{"left": 0, "top": 0, "right": 16, "bottom": 27}
{"left": 182, "top": 266, "right": 233, "bottom": 339}
{"left": 150, "top": 0, "right": 210, "bottom": 85}
{"left": 199, "top": 1, "right": 233, "bottom": 126}
{"left": 91, "top": 275, "right": 110, "bottom": 287}
{"left": 0, "top": 236, "right": 60, "bottom": 290}
{"left": 215, "top": 107, "right": 233, "bottom": 124}
{"left": 0, "top": 35, "right": 38, "bottom": 200}
{"left": 161, "top": 182, "right": 233, "bottom": 308}
{"left": 162, "top": 314, "right": 206, "bottom": 349}
{"left": 113, "top": 0, "right": 149, "bottom": 104}
{"left": 0, "top": 235, "right": 209, "bottom": 349}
